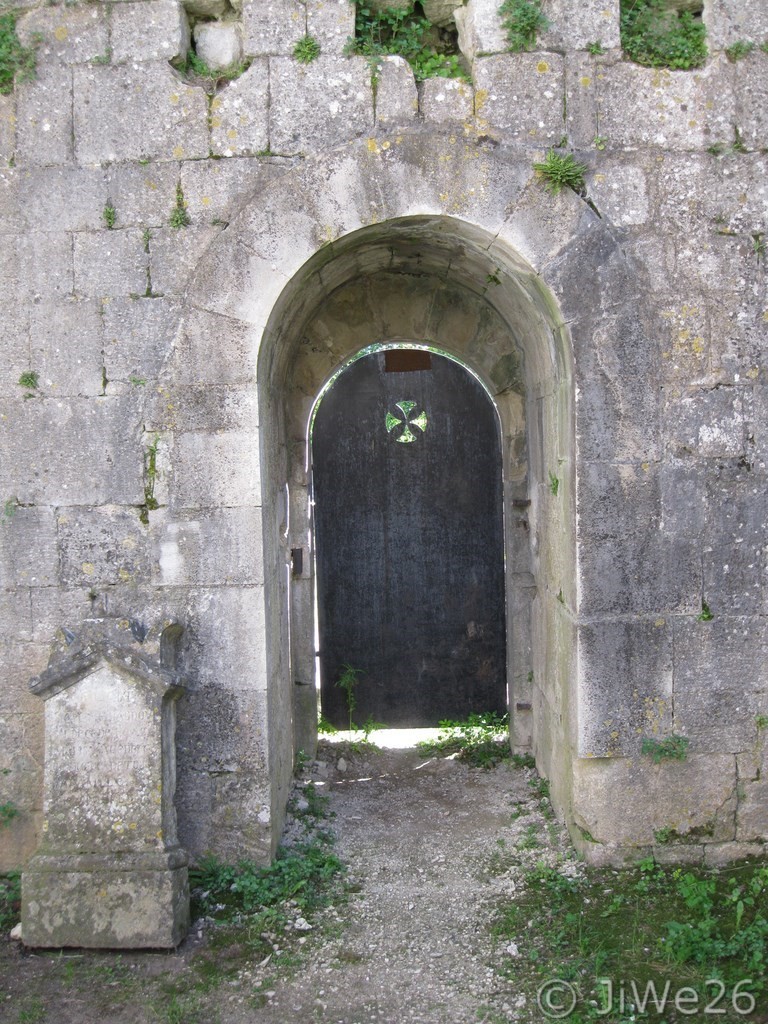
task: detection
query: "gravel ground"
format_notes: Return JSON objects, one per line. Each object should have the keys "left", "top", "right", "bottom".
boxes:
{"left": 1, "top": 738, "right": 575, "bottom": 1024}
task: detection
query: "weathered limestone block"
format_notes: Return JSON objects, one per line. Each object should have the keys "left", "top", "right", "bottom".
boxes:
{"left": 665, "top": 386, "right": 748, "bottom": 458}
{"left": 373, "top": 56, "right": 417, "bottom": 126}
{"left": 736, "top": 742, "right": 768, "bottom": 842}
{"left": 0, "top": 396, "right": 144, "bottom": 506}
{"left": 148, "top": 225, "right": 221, "bottom": 295}
{"left": 14, "top": 64, "right": 73, "bottom": 168}
{"left": 102, "top": 296, "right": 180, "bottom": 387}
{"left": 306, "top": 0, "right": 356, "bottom": 56}
{"left": 474, "top": 54, "right": 565, "bottom": 143}
{"left": 0, "top": 316, "right": 30, "bottom": 396}
{"left": 541, "top": 0, "right": 619, "bottom": 52}
{"left": 56, "top": 506, "right": 150, "bottom": 587}
{"left": 182, "top": 0, "right": 230, "bottom": 18}
{"left": 194, "top": 22, "right": 243, "bottom": 70}
{"left": 577, "top": 619, "right": 673, "bottom": 757}
{"left": 705, "top": 0, "right": 768, "bottom": 48}
{"left": 171, "top": 429, "right": 262, "bottom": 508}
{"left": 572, "top": 754, "right": 738, "bottom": 852}
{"left": 455, "top": 0, "right": 506, "bottom": 60}
{"left": 22, "top": 618, "right": 189, "bottom": 948}
{"left": 0, "top": 507, "right": 58, "bottom": 588}
{"left": 150, "top": 384, "right": 258, "bottom": 433}
{"left": 587, "top": 159, "right": 649, "bottom": 226}
{"left": 30, "top": 299, "right": 104, "bottom": 397}
{"left": 734, "top": 52, "right": 768, "bottom": 150}
{"left": 0, "top": 94, "right": 15, "bottom": 165}
{"left": 563, "top": 53, "right": 601, "bottom": 147}
{"left": 111, "top": 1, "right": 191, "bottom": 64}
{"left": 74, "top": 229, "right": 149, "bottom": 298}
{"left": 269, "top": 55, "right": 373, "bottom": 153}
{"left": 209, "top": 61, "right": 268, "bottom": 156}
{"left": 170, "top": 307, "right": 257, "bottom": 387}
{"left": 0, "top": 167, "right": 20, "bottom": 234}
{"left": 17, "top": 6, "right": 109, "bottom": 66}
{"left": 73, "top": 65, "right": 209, "bottom": 165}
{"left": 673, "top": 618, "right": 768, "bottom": 754}
{"left": 597, "top": 58, "right": 736, "bottom": 151}
{"left": 179, "top": 156, "right": 289, "bottom": 225}
{"left": 242, "top": 0, "right": 305, "bottom": 56}
{"left": 421, "top": 76, "right": 474, "bottom": 123}
{"left": 17, "top": 233, "right": 74, "bottom": 301}
{"left": 152, "top": 508, "right": 263, "bottom": 586}
{"left": 702, "top": 474, "right": 764, "bottom": 614}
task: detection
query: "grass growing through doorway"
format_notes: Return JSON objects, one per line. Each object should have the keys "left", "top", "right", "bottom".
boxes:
{"left": 416, "top": 711, "right": 520, "bottom": 768}
{"left": 490, "top": 857, "right": 768, "bottom": 1020}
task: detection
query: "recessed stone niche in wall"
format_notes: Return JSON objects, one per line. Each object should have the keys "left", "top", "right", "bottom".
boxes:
{"left": 21, "top": 619, "right": 189, "bottom": 949}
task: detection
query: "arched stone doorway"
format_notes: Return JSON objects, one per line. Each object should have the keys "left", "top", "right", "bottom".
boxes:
{"left": 169, "top": 130, "right": 651, "bottom": 862}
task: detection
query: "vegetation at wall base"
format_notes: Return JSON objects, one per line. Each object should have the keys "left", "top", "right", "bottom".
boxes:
{"left": 620, "top": 0, "right": 707, "bottom": 70}
{"left": 0, "top": 12, "right": 38, "bottom": 96}
{"left": 347, "top": 3, "right": 468, "bottom": 82}
{"left": 498, "top": 0, "right": 548, "bottom": 53}
{"left": 0, "top": 870, "right": 20, "bottom": 933}
{"left": 416, "top": 711, "right": 517, "bottom": 768}
{"left": 491, "top": 857, "right": 768, "bottom": 1020}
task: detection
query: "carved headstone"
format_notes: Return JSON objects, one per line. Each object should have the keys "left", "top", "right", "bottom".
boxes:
{"left": 22, "top": 618, "right": 189, "bottom": 949}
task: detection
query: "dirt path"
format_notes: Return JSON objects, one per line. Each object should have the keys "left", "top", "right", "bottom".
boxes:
{"left": 1, "top": 741, "right": 569, "bottom": 1024}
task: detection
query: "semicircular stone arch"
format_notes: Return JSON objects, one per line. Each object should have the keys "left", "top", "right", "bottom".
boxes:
{"left": 160, "top": 129, "right": 655, "bottom": 864}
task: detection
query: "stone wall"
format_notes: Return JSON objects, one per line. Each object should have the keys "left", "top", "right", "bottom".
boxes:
{"left": 0, "top": 0, "right": 766, "bottom": 872}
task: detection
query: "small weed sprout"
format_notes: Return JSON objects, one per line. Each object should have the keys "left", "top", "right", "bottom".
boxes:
{"left": 725, "top": 40, "right": 755, "bottom": 62}
{"left": 593, "top": 134, "right": 607, "bottom": 150}
{"left": 181, "top": 49, "right": 251, "bottom": 82}
{"left": 641, "top": 734, "right": 689, "bottom": 763}
{"left": 103, "top": 200, "right": 117, "bottom": 229}
{"left": 752, "top": 233, "right": 766, "bottom": 262}
{"left": 0, "top": 801, "right": 18, "bottom": 827}
{"left": 498, "top": 0, "right": 548, "bottom": 52}
{"left": 697, "top": 599, "right": 714, "bottom": 621}
{"left": 336, "top": 663, "right": 361, "bottom": 732}
{"left": 586, "top": 40, "right": 604, "bottom": 55}
{"left": 533, "top": 150, "right": 587, "bottom": 195}
{"left": 0, "top": 12, "right": 39, "bottom": 96}
{"left": 169, "top": 182, "right": 190, "bottom": 229}
{"left": 293, "top": 34, "right": 321, "bottom": 63}
{"left": 755, "top": 714, "right": 768, "bottom": 730}
{"left": 3, "top": 496, "right": 18, "bottom": 520}
{"left": 18, "top": 370, "right": 39, "bottom": 397}
{"left": 548, "top": 470, "right": 559, "bottom": 495}
{"left": 129, "top": 375, "right": 146, "bottom": 386}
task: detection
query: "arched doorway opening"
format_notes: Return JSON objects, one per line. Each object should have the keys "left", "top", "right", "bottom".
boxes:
{"left": 311, "top": 345, "right": 506, "bottom": 729}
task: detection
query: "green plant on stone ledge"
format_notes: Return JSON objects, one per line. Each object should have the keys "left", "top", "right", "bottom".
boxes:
{"left": 620, "top": 0, "right": 707, "bottom": 70}
{"left": 533, "top": 150, "right": 587, "bottom": 195}
{"left": 0, "top": 12, "right": 39, "bottom": 96}
{"left": 725, "top": 40, "right": 754, "bottom": 62}
{"left": 103, "top": 200, "right": 116, "bottom": 230}
{"left": 347, "top": 2, "right": 468, "bottom": 82}
{"left": 498, "top": 0, "right": 548, "bottom": 52}
{"left": 641, "top": 734, "right": 689, "bottom": 764}
{"left": 293, "top": 34, "right": 321, "bottom": 63}
{"left": 697, "top": 599, "right": 714, "bottom": 621}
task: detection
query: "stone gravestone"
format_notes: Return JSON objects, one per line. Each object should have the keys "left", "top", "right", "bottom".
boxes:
{"left": 22, "top": 618, "right": 189, "bottom": 948}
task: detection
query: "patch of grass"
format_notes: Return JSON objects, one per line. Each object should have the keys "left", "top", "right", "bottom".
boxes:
{"left": 180, "top": 49, "right": 250, "bottom": 83}
{"left": 347, "top": 2, "right": 467, "bottom": 82}
{"left": 0, "top": 800, "right": 18, "bottom": 826}
{"left": 416, "top": 711, "right": 511, "bottom": 768}
{"left": 491, "top": 858, "right": 768, "bottom": 1018}
{"left": 18, "top": 370, "right": 39, "bottom": 391}
{"left": 498, "top": 0, "right": 548, "bottom": 53}
{"left": 0, "top": 870, "right": 20, "bottom": 932}
{"left": 293, "top": 34, "right": 321, "bottom": 63}
{"left": 725, "top": 39, "right": 755, "bottom": 62}
{"left": 533, "top": 150, "right": 587, "bottom": 195}
{"left": 0, "top": 12, "right": 38, "bottom": 96}
{"left": 548, "top": 470, "right": 560, "bottom": 495}
{"left": 641, "top": 733, "right": 689, "bottom": 763}
{"left": 17, "top": 998, "right": 46, "bottom": 1023}
{"left": 620, "top": 0, "right": 707, "bottom": 70}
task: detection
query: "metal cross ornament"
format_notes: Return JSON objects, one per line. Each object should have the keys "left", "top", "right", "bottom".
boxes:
{"left": 385, "top": 400, "right": 428, "bottom": 444}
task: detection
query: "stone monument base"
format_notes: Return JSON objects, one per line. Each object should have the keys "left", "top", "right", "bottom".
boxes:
{"left": 21, "top": 848, "right": 189, "bottom": 949}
